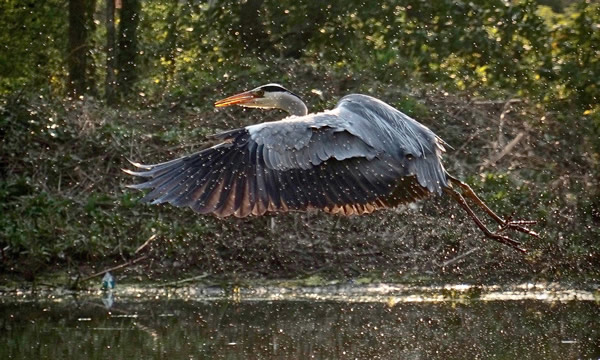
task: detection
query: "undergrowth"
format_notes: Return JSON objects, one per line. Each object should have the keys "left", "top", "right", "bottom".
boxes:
{"left": 0, "top": 66, "right": 598, "bottom": 286}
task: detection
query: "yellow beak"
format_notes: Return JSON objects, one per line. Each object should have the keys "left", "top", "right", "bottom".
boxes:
{"left": 214, "top": 91, "right": 257, "bottom": 108}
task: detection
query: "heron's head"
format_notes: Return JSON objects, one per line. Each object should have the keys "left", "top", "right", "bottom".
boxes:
{"left": 215, "top": 83, "right": 307, "bottom": 116}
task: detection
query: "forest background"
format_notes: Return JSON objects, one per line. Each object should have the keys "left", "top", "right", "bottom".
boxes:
{"left": 0, "top": 0, "right": 598, "bottom": 286}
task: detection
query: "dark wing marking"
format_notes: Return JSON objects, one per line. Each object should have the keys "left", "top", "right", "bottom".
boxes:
{"left": 127, "top": 129, "right": 437, "bottom": 217}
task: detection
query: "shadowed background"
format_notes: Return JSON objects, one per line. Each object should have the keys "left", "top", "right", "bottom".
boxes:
{"left": 0, "top": 0, "right": 598, "bottom": 284}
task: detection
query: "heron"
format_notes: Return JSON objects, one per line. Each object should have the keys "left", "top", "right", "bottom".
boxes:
{"left": 125, "top": 83, "right": 537, "bottom": 252}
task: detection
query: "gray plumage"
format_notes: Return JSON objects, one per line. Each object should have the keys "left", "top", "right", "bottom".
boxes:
{"left": 126, "top": 93, "right": 450, "bottom": 217}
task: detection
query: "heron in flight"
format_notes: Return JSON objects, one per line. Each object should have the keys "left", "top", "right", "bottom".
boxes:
{"left": 125, "top": 84, "right": 537, "bottom": 252}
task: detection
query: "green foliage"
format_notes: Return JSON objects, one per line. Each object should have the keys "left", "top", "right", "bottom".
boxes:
{"left": 0, "top": 0, "right": 67, "bottom": 95}
{"left": 1, "top": 0, "right": 598, "bottom": 111}
{"left": 0, "top": 0, "right": 599, "bottom": 282}
{"left": 540, "top": 2, "right": 600, "bottom": 109}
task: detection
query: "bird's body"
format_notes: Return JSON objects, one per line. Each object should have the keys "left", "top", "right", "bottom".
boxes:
{"left": 126, "top": 84, "right": 537, "bottom": 251}
{"left": 128, "top": 93, "right": 448, "bottom": 217}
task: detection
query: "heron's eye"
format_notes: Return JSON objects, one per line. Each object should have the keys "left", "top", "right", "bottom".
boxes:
{"left": 254, "top": 90, "right": 265, "bottom": 98}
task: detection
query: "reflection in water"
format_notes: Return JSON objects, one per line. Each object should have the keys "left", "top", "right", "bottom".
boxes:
{"left": 101, "top": 290, "right": 114, "bottom": 309}
{"left": 1, "top": 294, "right": 598, "bottom": 359}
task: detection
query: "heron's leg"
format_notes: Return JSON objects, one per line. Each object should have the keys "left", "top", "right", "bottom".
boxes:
{"left": 447, "top": 176, "right": 538, "bottom": 237}
{"left": 443, "top": 187, "right": 527, "bottom": 253}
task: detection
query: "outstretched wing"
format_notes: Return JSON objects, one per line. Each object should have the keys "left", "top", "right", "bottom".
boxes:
{"left": 126, "top": 95, "right": 448, "bottom": 217}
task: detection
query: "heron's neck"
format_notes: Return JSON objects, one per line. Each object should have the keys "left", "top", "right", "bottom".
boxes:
{"left": 277, "top": 93, "right": 308, "bottom": 116}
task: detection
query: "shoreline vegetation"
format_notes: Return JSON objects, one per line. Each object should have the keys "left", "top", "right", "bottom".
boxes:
{"left": 2, "top": 280, "right": 598, "bottom": 303}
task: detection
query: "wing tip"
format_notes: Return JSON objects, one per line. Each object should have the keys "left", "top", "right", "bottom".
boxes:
{"left": 125, "top": 158, "right": 153, "bottom": 169}
{"left": 123, "top": 158, "right": 155, "bottom": 177}
{"left": 122, "top": 167, "right": 159, "bottom": 178}
{"left": 125, "top": 182, "right": 150, "bottom": 190}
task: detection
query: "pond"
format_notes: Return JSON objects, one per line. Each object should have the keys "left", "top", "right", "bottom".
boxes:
{"left": 1, "top": 284, "right": 598, "bottom": 359}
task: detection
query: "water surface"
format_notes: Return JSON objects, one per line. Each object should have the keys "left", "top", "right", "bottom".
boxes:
{"left": 1, "top": 284, "right": 598, "bottom": 359}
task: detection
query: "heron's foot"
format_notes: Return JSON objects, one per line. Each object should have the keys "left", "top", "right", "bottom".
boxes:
{"left": 484, "top": 231, "right": 527, "bottom": 253}
{"left": 443, "top": 184, "right": 538, "bottom": 253}
{"left": 496, "top": 214, "right": 539, "bottom": 238}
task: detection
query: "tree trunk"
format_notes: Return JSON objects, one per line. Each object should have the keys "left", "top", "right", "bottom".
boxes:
{"left": 68, "top": 0, "right": 88, "bottom": 97}
{"left": 116, "top": 0, "right": 140, "bottom": 98}
{"left": 105, "top": 0, "right": 117, "bottom": 104}
{"left": 85, "top": 0, "right": 98, "bottom": 95}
